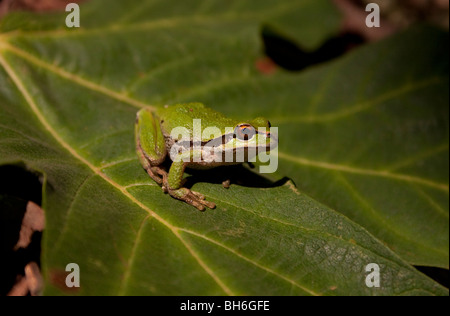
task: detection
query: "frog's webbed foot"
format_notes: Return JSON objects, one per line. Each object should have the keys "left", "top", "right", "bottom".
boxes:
{"left": 169, "top": 187, "right": 216, "bottom": 212}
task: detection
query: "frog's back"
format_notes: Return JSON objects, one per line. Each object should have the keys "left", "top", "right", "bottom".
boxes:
{"left": 157, "top": 103, "right": 237, "bottom": 137}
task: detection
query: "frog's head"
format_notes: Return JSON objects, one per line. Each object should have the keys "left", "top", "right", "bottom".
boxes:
{"left": 214, "top": 116, "right": 277, "bottom": 163}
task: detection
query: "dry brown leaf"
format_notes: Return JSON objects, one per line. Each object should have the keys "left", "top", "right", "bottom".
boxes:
{"left": 7, "top": 276, "right": 28, "bottom": 296}
{"left": 25, "top": 262, "right": 43, "bottom": 296}
{"left": 7, "top": 262, "right": 43, "bottom": 296}
{"left": 14, "top": 201, "right": 45, "bottom": 250}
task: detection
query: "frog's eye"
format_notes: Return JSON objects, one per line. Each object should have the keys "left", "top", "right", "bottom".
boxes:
{"left": 234, "top": 124, "right": 256, "bottom": 141}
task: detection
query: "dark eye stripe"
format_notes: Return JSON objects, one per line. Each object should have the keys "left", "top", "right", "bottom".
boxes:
{"left": 173, "top": 125, "right": 271, "bottom": 149}
{"left": 176, "top": 133, "right": 235, "bottom": 149}
{"left": 257, "top": 130, "right": 271, "bottom": 136}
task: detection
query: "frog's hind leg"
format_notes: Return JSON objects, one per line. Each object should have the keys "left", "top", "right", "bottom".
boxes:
{"left": 135, "top": 108, "right": 168, "bottom": 186}
{"left": 145, "top": 164, "right": 170, "bottom": 194}
{"left": 138, "top": 150, "right": 165, "bottom": 185}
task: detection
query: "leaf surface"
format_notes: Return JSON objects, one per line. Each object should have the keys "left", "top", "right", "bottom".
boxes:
{"left": 0, "top": 0, "right": 447, "bottom": 295}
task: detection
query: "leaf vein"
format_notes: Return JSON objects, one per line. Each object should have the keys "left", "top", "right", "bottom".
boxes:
{"left": 179, "top": 228, "right": 319, "bottom": 296}
{"left": 278, "top": 151, "right": 449, "bottom": 193}
{"left": 412, "top": 185, "right": 449, "bottom": 219}
{"left": 50, "top": 173, "right": 94, "bottom": 256}
{"left": 274, "top": 76, "right": 446, "bottom": 124}
{"left": 1, "top": 43, "right": 155, "bottom": 110}
{"left": 335, "top": 173, "right": 448, "bottom": 257}
{"left": 118, "top": 214, "right": 152, "bottom": 295}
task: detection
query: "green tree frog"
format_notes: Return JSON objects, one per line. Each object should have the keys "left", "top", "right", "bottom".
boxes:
{"left": 135, "top": 102, "right": 276, "bottom": 211}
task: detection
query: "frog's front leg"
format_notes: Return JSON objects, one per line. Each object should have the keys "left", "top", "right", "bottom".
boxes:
{"left": 165, "top": 152, "right": 216, "bottom": 211}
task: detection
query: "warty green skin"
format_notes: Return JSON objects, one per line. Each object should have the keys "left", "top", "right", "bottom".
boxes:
{"left": 135, "top": 102, "right": 273, "bottom": 211}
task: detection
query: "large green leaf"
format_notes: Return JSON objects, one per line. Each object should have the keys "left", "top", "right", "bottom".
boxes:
{"left": 0, "top": 0, "right": 447, "bottom": 295}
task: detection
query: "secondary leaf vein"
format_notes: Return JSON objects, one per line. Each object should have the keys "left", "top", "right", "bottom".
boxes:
{"left": 179, "top": 228, "right": 319, "bottom": 296}
{"left": 278, "top": 152, "right": 449, "bottom": 193}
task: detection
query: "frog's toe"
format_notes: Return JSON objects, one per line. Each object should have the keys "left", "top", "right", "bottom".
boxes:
{"left": 191, "top": 201, "right": 206, "bottom": 212}
{"left": 186, "top": 191, "right": 216, "bottom": 211}
{"left": 170, "top": 188, "right": 215, "bottom": 211}
{"left": 191, "top": 191, "right": 205, "bottom": 200}
{"left": 197, "top": 197, "right": 216, "bottom": 210}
